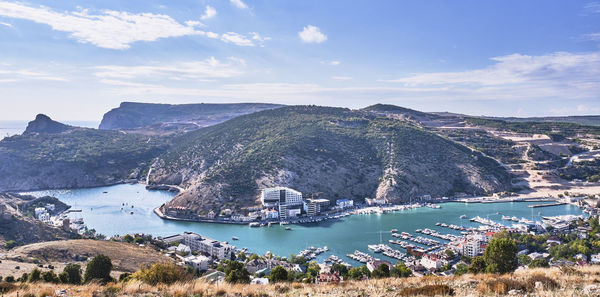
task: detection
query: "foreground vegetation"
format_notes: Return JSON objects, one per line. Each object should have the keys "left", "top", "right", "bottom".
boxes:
{"left": 3, "top": 265, "right": 600, "bottom": 296}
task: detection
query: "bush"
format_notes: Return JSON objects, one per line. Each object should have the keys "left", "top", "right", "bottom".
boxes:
{"left": 84, "top": 254, "right": 113, "bottom": 283}
{"left": 484, "top": 236, "right": 518, "bottom": 274}
{"left": 525, "top": 274, "right": 559, "bottom": 291}
{"left": 400, "top": 284, "right": 454, "bottom": 296}
{"left": 390, "top": 262, "right": 412, "bottom": 278}
{"left": 5, "top": 240, "right": 16, "bottom": 249}
{"left": 269, "top": 266, "right": 288, "bottom": 283}
{"left": 28, "top": 268, "right": 41, "bottom": 282}
{"left": 4, "top": 275, "right": 15, "bottom": 282}
{"left": 119, "top": 272, "right": 132, "bottom": 282}
{"left": 41, "top": 270, "right": 59, "bottom": 283}
{"left": 223, "top": 261, "right": 250, "bottom": 284}
{"left": 132, "top": 262, "right": 188, "bottom": 285}
{"left": 371, "top": 264, "right": 390, "bottom": 278}
{"left": 467, "top": 256, "right": 486, "bottom": 274}
{"left": 529, "top": 258, "right": 549, "bottom": 268}
{"left": 478, "top": 278, "right": 525, "bottom": 295}
{"left": 60, "top": 264, "right": 82, "bottom": 284}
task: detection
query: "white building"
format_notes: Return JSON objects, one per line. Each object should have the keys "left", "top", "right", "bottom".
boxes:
{"left": 260, "top": 187, "right": 303, "bottom": 220}
{"left": 182, "top": 232, "right": 235, "bottom": 260}
{"left": 420, "top": 254, "right": 443, "bottom": 271}
{"left": 458, "top": 239, "right": 482, "bottom": 258}
{"left": 183, "top": 255, "right": 211, "bottom": 271}
{"left": 591, "top": 253, "right": 600, "bottom": 264}
{"left": 336, "top": 199, "right": 354, "bottom": 209}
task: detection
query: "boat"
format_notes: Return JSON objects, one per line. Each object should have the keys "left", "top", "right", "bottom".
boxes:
{"left": 129, "top": 211, "right": 134, "bottom": 215}
{"left": 102, "top": 191, "right": 108, "bottom": 194}
{"left": 460, "top": 215, "right": 467, "bottom": 219}
{"left": 285, "top": 227, "right": 292, "bottom": 230}
{"left": 249, "top": 222, "right": 260, "bottom": 227}
{"left": 232, "top": 237, "right": 239, "bottom": 240}
{"left": 391, "top": 229, "right": 398, "bottom": 233}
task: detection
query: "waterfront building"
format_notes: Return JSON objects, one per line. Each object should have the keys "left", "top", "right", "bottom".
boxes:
{"left": 176, "top": 244, "right": 191, "bottom": 255}
{"left": 458, "top": 239, "right": 482, "bottom": 258}
{"left": 260, "top": 187, "right": 303, "bottom": 220}
{"left": 336, "top": 199, "right": 354, "bottom": 209}
{"left": 303, "top": 198, "right": 330, "bottom": 216}
{"left": 181, "top": 232, "right": 235, "bottom": 260}
{"left": 365, "top": 197, "right": 387, "bottom": 206}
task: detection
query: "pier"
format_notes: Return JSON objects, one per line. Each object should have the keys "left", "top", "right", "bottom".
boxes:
{"left": 529, "top": 202, "right": 566, "bottom": 208}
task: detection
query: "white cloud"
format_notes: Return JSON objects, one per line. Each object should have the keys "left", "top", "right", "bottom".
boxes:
{"left": 0, "top": 21, "right": 11, "bottom": 27}
{"left": 332, "top": 76, "right": 352, "bottom": 80}
{"left": 583, "top": 33, "right": 600, "bottom": 41}
{"left": 200, "top": 5, "right": 216, "bottom": 20}
{"left": 0, "top": 1, "right": 210, "bottom": 49}
{"left": 250, "top": 32, "right": 270, "bottom": 42}
{"left": 94, "top": 57, "right": 245, "bottom": 80}
{"left": 221, "top": 32, "right": 254, "bottom": 46}
{"left": 584, "top": 2, "right": 600, "bottom": 13}
{"left": 299, "top": 25, "right": 327, "bottom": 43}
{"left": 321, "top": 60, "right": 341, "bottom": 66}
{"left": 0, "top": 65, "right": 69, "bottom": 83}
{"left": 0, "top": 2, "right": 262, "bottom": 49}
{"left": 385, "top": 51, "right": 600, "bottom": 87}
{"left": 230, "top": 0, "right": 248, "bottom": 9}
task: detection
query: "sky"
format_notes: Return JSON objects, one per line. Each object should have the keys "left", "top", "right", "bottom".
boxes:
{"left": 0, "top": 0, "right": 600, "bottom": 121}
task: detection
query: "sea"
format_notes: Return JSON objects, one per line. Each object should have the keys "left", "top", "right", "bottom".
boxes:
{"left": 24, "top": 184, "right": 585, "bottom": 265}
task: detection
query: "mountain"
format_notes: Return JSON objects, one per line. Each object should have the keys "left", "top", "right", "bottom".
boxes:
{"left": 24, "top": 114, "right": 73, "bottom": 134}
{"left": 99, "top": 102, "right": 284, "bottom": 134}
{"left": 150, "top": 106, "right": 512, "bottom": 216}
{"left": 0, "top": 115, "right": 169, "bottom": 191}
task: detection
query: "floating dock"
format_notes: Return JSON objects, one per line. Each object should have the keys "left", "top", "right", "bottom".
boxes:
{"left": 528, "top": 202, "right": 566, "bottom": 208}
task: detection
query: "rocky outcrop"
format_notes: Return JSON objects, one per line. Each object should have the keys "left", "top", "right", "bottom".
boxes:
{"left": 24, "top": 114, "right": 72, "bottom": 134}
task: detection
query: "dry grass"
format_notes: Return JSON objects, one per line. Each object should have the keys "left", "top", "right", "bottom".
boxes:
{"left": 2, "top": 266, "right": 600, "bottom": 296}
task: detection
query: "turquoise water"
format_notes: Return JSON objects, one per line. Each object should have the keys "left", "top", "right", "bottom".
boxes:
{"left": 25, "top": 184, "right": 584, "bottom": 264}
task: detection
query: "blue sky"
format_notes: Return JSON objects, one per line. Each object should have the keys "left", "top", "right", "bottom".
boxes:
{"left": 0, "top": 0, "right": 599, "bottom": 121}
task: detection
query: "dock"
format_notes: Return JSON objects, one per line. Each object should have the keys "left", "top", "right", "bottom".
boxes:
{"left": 528, "top": 202, "right": 566, "bottom": 208}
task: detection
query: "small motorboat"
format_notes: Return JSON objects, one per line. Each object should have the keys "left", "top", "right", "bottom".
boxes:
{"left": 285, "top": 227, "right": 292, "bottom": 230}
{"left": 232, "top": 237, "right": 239, "bottom": 240}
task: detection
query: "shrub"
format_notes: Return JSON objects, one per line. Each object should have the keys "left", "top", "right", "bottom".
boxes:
{"left": 119, "top": 272, "right": 132, "bottom": 282}
{"left": 28, "top": 268, "right": 41, "bottom": 282}
{"left": 5, "top": 240, "right": 16, "bottom": 249}
{"left": 84, "top": 254, "right": 113, "bottom": 283}
{"left": 223, "top": 261, "right": 250, "bottom": 284}
{"left": 132, "top": 262, "right": 188, "bottom": 285}
{"left": 525, "top": 274, "right": 559, "bottom": 291}
{"left": 477, "top": 278, "right": 525, "bottom": 295}
{"left": 400, "top": 284, "right": 454, "bottom": 296}
{"left": 4, "top": 275, "right": 15, "bottom": 282}
{"left": 60, "top": 264, "right": 82, "bottom": 284}
{"left": 41, "top": 270, "right": 59, "bottom": 283}
{"left": 268, "top": 266, "right": 288, "bottom": 283}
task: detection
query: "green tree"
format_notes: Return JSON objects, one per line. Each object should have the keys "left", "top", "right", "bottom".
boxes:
{"left": 484, "top": 237, "right": 518, "bottom": 274}
{"left": 529, "top": 258, "right": 549, "bottom": 268}
{"left": 347, "top": 267, "right": 364, "bottom": 280}
{"left": 371, "top": 264, "right": 390, "bottom": 278}
{"left": 60, "top": 264, "right": 82, "bottom": 284}
{"left": 84, "top": 254, "right": 113, "bottom": 283}
{"left": 518, "top": 255, "right": 532, "bottom": 266}
{"left": 330, "top": 263, "right": 348, "bottom": 278}
{"left": 445, "top": 249, "right": 455, "bottom": 259}
{"left": 269, "top": 266, "right": 288, "bottom": 283}
{"left": 132, "top": 262, "right": 187, "bottom": 285}
{"left": 122, "top": 234, "right": 134, "bottom": 243}
{"left": 41, "top": 270, "right": 59, "bottom": 283}
{"left": 454, "top": 263, "right": 468, "bottom": 276}
{"left": 133, "top": 237, "right": 144, "bottom": 244}
{"left": 28, "top": 268, "right": 41, "bottom": 282}
{"left": 467, "top": 256, "right": 486, "bottom": 274}
{"left": 223, "top": 261, "right": 250, "bottom": 284}
{"left": 390, "top": 262, "right": 412, "bottom": 278}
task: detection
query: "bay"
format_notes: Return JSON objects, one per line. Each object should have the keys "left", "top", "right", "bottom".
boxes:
{"left": 25, "top": 184, "right": 584, "bottom": 264}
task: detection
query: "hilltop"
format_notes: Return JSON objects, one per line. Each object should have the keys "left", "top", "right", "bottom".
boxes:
{"left": 0, "top": 114, "right": 169, "bottom": 192}
{"left": 99, "top": 102, "right": 283, "bottom": 134}
{"left": 151, "top": 106, "right": 511, "bottom": 215}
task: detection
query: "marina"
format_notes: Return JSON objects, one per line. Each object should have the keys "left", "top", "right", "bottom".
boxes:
{"left": 24, "top": 183, "right": 587, "bottom": 265}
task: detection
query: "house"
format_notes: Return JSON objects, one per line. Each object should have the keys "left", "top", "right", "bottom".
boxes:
{"left": 590, "top": 253, "right": 600, "bottom": 264}
{"left": 546, "top": 236, "right": 562, "bottom": 247}
{"left": 458, "top": 239, "right": 482, "bottom": 257}
{"left": 200, "top": 270, "right": 225, "bottom": 284}
{"left": 420, "top": 254, "right": 443, "bottom": 271}
{"left": 245, "top": 259, "right": 302, "bottom": 274}
{"left": 182, "top": 232, "right": 235, "bottom": 260}
{"left": 316, "top": 272, "right": 341, "bottom": 284}
{"left": 365, "top": 198, "right": 386, "bottom": 206}
{"left": 367, "top": 260, "right": 392, "bottom": 272}
{"left": 183, "top": 255, "right": 211, "bottom": 271}
{"left": 176, "top": 244, "right": 191, "bottom": 255}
